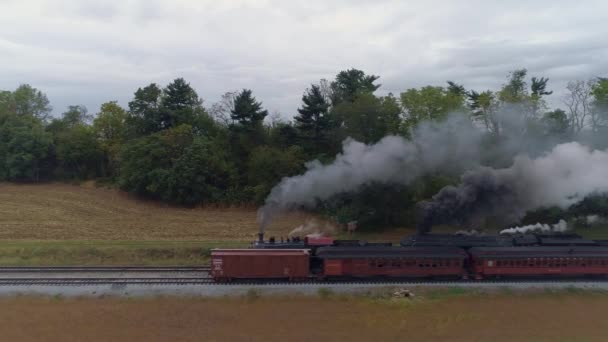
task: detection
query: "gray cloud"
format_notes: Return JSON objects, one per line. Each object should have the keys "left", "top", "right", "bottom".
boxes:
{"left": 0, "top": 0, "right": 606, "bottom": 116}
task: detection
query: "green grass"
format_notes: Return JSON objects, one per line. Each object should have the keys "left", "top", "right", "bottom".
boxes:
{"left": 0, "top": 240, "right": 248, "bottom": 266}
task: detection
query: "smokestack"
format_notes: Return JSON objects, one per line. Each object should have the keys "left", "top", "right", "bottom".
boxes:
{"left": 258, "top": 232, "right": 264, "bottom": 244}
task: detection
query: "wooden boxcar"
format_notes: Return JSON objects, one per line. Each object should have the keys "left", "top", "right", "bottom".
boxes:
{"left": 469, "top": 246, "right": 608, "bottom": 279}
{"left": 211, "top": 249, "right": 310, "bottom": 281}
{"left": 315, "top": 246, "right": 468, "bottom": 279}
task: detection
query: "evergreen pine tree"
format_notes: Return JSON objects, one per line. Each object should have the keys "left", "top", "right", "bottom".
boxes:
{"left": 230, "top": 89, "right": 268, "bottom": 128}
{"left": 294, "top": 84, "right": 330, "bottom": 154}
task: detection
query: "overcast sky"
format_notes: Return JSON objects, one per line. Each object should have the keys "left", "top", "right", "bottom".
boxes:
{"left": 1, "top": 0, "right": 607, "bottom": 118}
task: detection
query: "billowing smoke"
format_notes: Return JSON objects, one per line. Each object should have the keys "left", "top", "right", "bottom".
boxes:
{"left": 500, "top": 219, "right": 568, "bottom": 235}
{"left": 288, "top": 219, "right": 337, "bottom": 237}
{"left": 258, "top": 113, "right": 484, "bottom": 232}
{"left": 417, "top": 142, "right": 608, "bottom": 233}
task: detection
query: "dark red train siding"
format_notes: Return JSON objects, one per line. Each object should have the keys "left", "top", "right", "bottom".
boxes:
{"left": 317, "top": 247, "right": 468, "bottom": 278}
{"left": 211, "top": 249, "right": 310, "bottom": 281}
{"left": 322, "top": 258, "right": 465, "bottom": 278}
{"left": 470, "top": 247, "right": 608, "bottom": 278}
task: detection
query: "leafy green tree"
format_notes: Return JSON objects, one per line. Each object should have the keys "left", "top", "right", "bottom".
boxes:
{"left": 93, "top": 101, "right": 127, "bottom": 177}
{"left": 498, "top": 69, "right": 529, "bottom": 104}
{"left": 12, "top": 84, "right": 52, "bottom": 121}
{"left": 54, "top": 125, "right": 103, "bottom": 179}
{"left": 126, "top": 83, "right": 163, "bottom": 136}
{"left": 330, "top": 69, "right": 380, "bottom": 105}
{"left": 379, "top": 93, "right": 402, "bottom": 136}
{"left": 119, "top": 125, "right": 234, "bottom": 204}
{"left": 294, "top": 84, "right": 331, "bottom": 154}
{"left": 591, "top": 78, "right": 608, "bottom": 130}
{"left": 497, "top": 69, "right": 552, "bottom": 118}
{"left": 542, "top": 109, "right": 569, "bottom": 136}
{"left": 400, "top": 84, "right": 465, "bottom": 127}
{"left": 61, "top": 105, "right": 92, "bottom": 127}
{"left": 269, "top": 122, "right": 298, "bottom": 150}
{"left": 469, "top": 69, "right": 552, "bottom": 135}
{"left": 332, "top": 92, "right": 396, "bottom": 144}
{"left": 246, "top": 145, "right": 306, "bottom": 203}
{"left": 0, "top": 91, "right": 14, "bottom": 115}
{"left": 164, "top": 137, "right": 236, "bottom": 205}
{"left": 119, "top": 125, "right": 194, "bottom": 199}
{"left": 468, "top": 90, "right": 499, "bottom": 133}
{"left": 94, "top": 102, "right": 127, "bottom": 141}
{"left": 0, "top": 112, "right": 52, "bottom": 181}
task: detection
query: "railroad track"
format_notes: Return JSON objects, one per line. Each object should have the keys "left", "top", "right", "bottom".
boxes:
{"left": 0, "top": 266, "right": 210, "bottom": 272}
{"left": 0, "top": 266, "right": 213, "bottom": 285}
{"left": 0, "top": 278, "right": 215, "bottom": 286}
{"left": 1, "top": 266, "right": 608, "bottom": 287}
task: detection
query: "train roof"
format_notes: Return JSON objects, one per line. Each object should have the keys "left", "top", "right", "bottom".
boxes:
{"left": 212, "top": 248, "right": 310, "bottom": 256}
{"left": 537, "top": 237, "right": 597, "bottom": 246}
{"left": 316, "top": 246, "right": 467, "bottom": 259}
{"left": 401, "top": 234, "right": 513, "bottom": 248}
{"left": 469, "top": 246, "right": 608, "bottom": 258}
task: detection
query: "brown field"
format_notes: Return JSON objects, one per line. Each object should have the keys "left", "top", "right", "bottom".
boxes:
{"left": 2, "top": 291, "right": 608, "bottom": 341}
{"left": 0, "top": 183, "right": 320, "bottom": 241}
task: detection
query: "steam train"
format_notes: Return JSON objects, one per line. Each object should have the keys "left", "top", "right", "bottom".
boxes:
{"left": 210, "top": 233, "right": 608, "bottom": 281}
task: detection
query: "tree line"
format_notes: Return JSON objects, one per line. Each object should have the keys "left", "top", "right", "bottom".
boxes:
{"left": 1, "top": 69, "right": 607, "bottom": 227}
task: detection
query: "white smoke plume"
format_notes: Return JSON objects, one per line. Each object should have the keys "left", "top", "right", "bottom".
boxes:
{"left": 500, "top": 219, "right": 568, "bottom": 235}
{"left": 418, "top": 142, "right": 608, "bottom": 233}
{"left": 288, "top": 219, "right": 337, "bottom": 237}
{"left": 258, "top": 113, "right": 484, "bottom": 232}
{"left": 587, "top": 215, "right": 600, "bottom": 225}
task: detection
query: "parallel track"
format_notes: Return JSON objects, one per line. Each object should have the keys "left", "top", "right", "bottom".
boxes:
{"left": 1, "top": 266, "right": 608, "bottom": 287}
{"left": 0, "top": 266, "right": 210, "bottom": 272}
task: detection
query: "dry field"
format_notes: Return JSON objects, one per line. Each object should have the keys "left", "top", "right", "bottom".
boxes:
{"left": 0, "top": 182, "right": 414, "bottom": 265}
{"left": 1, "top": 291, "right": 607, "bottom": 341}
{"left": 0, "top": 183, "right": 319, "bottom": 241}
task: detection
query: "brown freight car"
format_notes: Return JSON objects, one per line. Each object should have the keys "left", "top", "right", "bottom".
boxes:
{"left": 211, "top": 249, "right": 310, "bottom": 281}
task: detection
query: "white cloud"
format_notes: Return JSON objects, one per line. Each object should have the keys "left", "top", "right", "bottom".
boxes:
{"left": 0, "top": 0, "right": 607, "bottom": 116}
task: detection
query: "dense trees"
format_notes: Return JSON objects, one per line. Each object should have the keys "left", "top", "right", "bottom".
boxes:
{"left": 2, "top": 68, "right": 607, "bottom": 229}
{"left": 0, "top": 112, "right": 52, "bottom": 181}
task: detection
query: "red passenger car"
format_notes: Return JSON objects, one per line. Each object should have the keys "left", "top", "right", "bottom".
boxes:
{"left": 315, "top": 246, "right": 468, "bottom": 279}
{"left": 211, "top": 249, "right": 310, "bottom": 281}
{"left": 470, "top": 246, "right": 608, "bottom": 279}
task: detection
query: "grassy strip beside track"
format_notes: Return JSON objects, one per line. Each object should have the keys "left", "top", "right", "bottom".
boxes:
{"left": 2, "top": 291, "right": 608, "bottom": 341}
{"left": 0, "top": 240, "right": 247, "bottom": 266}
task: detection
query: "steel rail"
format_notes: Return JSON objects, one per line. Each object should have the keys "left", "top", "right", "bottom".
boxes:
{"left": 0, "top": 266, "right": 210, "bottom": 272}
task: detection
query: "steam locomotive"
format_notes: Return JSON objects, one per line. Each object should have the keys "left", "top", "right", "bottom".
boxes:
{"left": 210, "top": 233, "right": 608, "bottom": 281}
